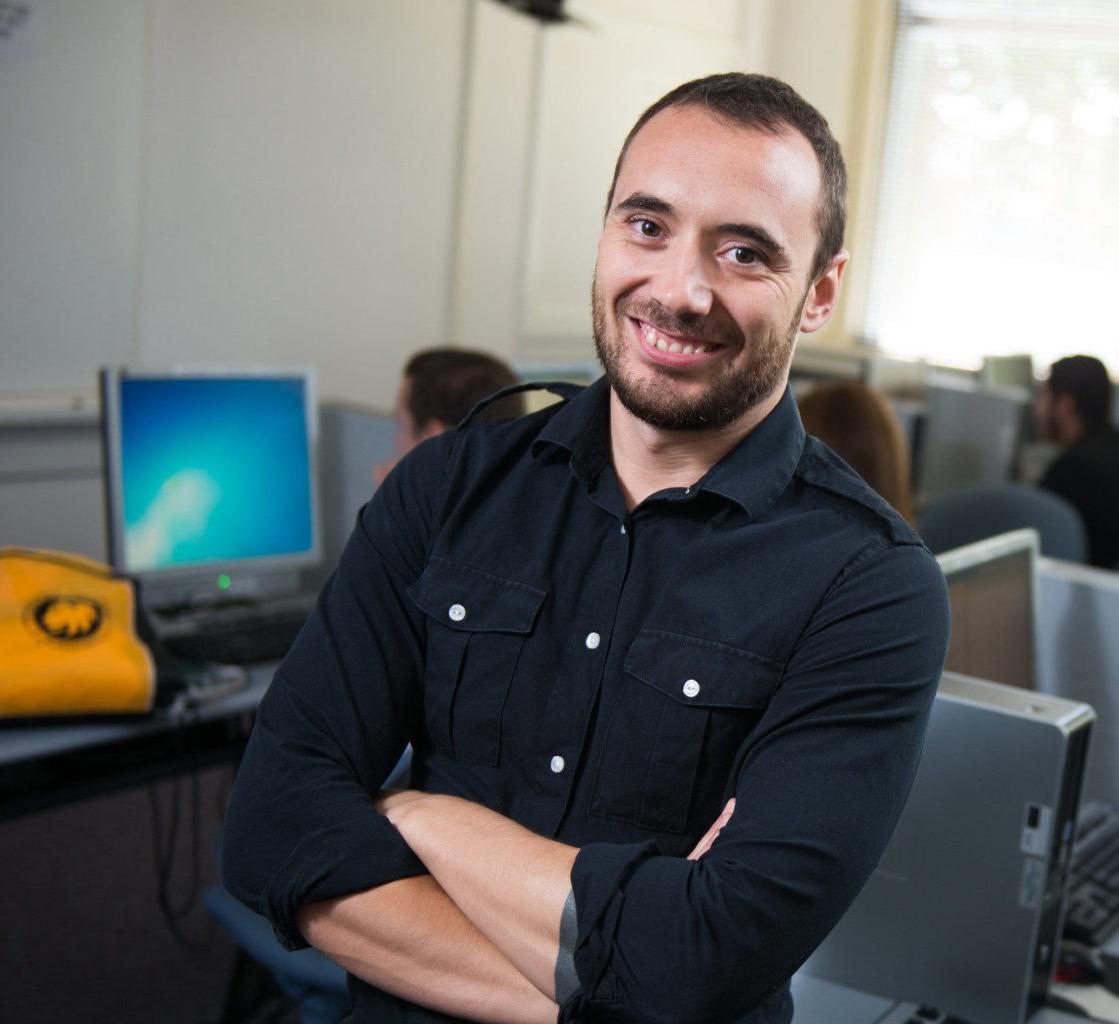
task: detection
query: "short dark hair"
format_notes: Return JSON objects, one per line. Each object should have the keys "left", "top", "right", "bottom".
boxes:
{"left": 604, "top": 72, "right": 847, "bottom": 281}
{"left": 1048, "top": 355, "right": 1113, "bottom": 431}
{"left": 404, "top": 348, "right": 523, "bottom": 429}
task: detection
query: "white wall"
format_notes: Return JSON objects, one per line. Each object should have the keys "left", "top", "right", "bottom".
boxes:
{"left": 0, "top": 0, "right": 145, "bottom": 394}
{"left": 3, "top": 0, "right": 471, "bottom": 411}
{"left": 138, "top": 0, "right": 470, "bottom": 407}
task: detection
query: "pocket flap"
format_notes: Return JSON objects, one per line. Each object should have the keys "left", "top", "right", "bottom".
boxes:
{"left": 408, "top": 556, "right": 546, "bottom": 634}
{"left": 624, "top": 630, "right": 781, "bottom": 708}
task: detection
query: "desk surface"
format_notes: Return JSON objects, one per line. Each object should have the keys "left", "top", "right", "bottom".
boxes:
{"left": 0, "top": 663, "right": 273, "bottom": 766}
{"left": 0, "top": 663, "right": 274, "bottom": 818}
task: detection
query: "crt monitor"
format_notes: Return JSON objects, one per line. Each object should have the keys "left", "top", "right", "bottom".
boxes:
{"left": 100, "top": 366, "right": 320, "bottom": 610}
{"left": 936, "top": 528, "right": 1039, "bottom": 691}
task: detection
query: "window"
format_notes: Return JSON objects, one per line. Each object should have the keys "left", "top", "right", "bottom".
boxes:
{"left": 867, "top": 0, "right": 1119, "bottom": 376}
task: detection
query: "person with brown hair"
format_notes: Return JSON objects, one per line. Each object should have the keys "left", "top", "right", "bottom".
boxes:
{"left": 797, "top": 379, "right": 915, "bottom": 524}
{"left": 224, "top": 72, "right": 948, "bottom": 1023}
{"left": 375, "top": 348, "right": 524, "bottom": 485}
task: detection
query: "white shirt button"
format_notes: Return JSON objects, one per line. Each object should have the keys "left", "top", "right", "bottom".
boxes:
{"left": 620, "top": 524, "right": 627, "bottom": 535}
{"left": 448, "top": 603, "right": 466, "bottom": 622}
{"left": 682, "top": 679, "right": 701, "bottom": 698}
{"left": 585, "top": 632, "right": 601, "bottom": 650}
{"left": 550, "top": 755, "right": 566, "bottom": 774}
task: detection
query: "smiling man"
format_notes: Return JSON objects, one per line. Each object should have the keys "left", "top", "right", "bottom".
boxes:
{"left": 223, "top": 74, "right": 949, "bottom": 1023}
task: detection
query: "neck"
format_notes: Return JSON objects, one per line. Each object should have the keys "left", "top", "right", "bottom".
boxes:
{"left": 609, "top": 386, "right": 784, "bottom": 510}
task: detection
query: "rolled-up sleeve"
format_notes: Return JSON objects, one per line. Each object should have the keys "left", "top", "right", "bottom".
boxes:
{"left": 222, "top": 434, "right": 452, "bottom": 949}
{"left": 564, "top": 541, "right": 950, "bottom": 1022}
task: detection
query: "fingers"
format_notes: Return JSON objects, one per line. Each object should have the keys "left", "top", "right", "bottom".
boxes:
{"left": 686, "top": 797, "right": 736, "bottom": 861}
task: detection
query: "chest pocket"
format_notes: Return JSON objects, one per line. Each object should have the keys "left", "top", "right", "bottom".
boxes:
{"left": 408, "top": 557, "right": 545, "bottom": 766}
{"left": 590, "top": 630, "right": 781, "bottom": 834}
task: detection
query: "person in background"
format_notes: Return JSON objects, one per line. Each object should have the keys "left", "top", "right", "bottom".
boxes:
{"left": 1035, "top": 355, "right": 1119, "bottom": 569}
{"left": 375, "top": 348, "right": 524, "bottom": 484}
{"left": 796, "top": 379, "right": 915, "bottom": 524}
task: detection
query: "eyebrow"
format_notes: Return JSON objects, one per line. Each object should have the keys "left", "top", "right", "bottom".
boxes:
{"left": 613, "top": 191, "right": 790, "bottom": 267}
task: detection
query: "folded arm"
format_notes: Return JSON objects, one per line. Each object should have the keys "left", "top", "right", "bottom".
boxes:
{"left": 297, "top": 874, "right": 559, "bottom": 1024}
{"left": 378, "top": 791, "right": 579, "bottom": 998}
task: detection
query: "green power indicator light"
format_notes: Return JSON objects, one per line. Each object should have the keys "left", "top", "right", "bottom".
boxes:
{"left": 217, "top": 574, "right": 232, "bottom": 591}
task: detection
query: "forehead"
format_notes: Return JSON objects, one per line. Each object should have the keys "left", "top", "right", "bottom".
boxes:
{"left": 613, "top": 105, "right": 822, "bottom": 259}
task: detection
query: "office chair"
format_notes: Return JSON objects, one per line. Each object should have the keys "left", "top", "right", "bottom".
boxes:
{"left": 918, "top": 483, "right": 1088, "bottom": 562}
{"left": 206, "top": 747, "right": 414, "bottom": 1024}
{"left": 203, "top": 884, "right": 350, "bottom": 1024}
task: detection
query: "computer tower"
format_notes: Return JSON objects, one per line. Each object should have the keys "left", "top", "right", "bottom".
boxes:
{"left": 804, "top": 672, "right": 1093, "bottom": 1024}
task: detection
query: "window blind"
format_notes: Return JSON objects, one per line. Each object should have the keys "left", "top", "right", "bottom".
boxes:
{"left": 866, "top": 0, "right": 1119, "bottom": 376}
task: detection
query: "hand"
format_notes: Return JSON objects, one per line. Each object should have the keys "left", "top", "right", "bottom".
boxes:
{"left": 687, "top": 798, "right": 735, "bottom": 861}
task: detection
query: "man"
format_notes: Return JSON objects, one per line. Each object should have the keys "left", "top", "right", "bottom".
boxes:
{"left": 224, "top": 73, "right": 949, "bottom": 1022}
{"left": 1035, "top": 355, "right": 1119, "bottom": 569}
{"left": 375, "top": 348, "right": 524, "bottom": 484}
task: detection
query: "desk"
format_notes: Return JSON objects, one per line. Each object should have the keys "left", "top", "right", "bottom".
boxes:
{"left": 0, "top": 663, "right": 273, "bottom": 819}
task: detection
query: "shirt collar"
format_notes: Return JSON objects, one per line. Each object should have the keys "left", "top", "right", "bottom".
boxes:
{"left": 699, "top": 386, "right": 805, "bottom": 520}
{"left": 533, "top": 375, "right": 612, "bottom": 483}
{"left": 533, "top": 376, "right": 805, "bottom": 520}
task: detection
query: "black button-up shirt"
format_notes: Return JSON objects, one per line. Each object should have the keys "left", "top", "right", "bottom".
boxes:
{"left": 223, "top": 377, "right": 950, "bottom": 1023}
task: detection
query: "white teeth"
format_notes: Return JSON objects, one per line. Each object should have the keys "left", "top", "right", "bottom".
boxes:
{"left": 639, "top": 321, "right": 710, "bottom": 356}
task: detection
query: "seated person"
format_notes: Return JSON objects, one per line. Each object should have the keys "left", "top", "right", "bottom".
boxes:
{"left": 1034, "top": 355, "right": 1119, "bottom": 569}
{"left": 376, "top": 348, "right": 524, "bottom": 484}
{"left": 797, "top": 379, "right": 915, "bottom": 524}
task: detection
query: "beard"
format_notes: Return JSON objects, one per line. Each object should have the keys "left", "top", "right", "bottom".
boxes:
{"left": 591, "top": 279, "right": 803, "bottom": 432}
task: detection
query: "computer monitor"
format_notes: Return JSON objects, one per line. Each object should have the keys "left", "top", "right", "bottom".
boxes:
{"left": 100, "top": 366, "right": 320, "bottom": 610}
{"left": 936, "top": 529, "right": 1040, "bottom": 691}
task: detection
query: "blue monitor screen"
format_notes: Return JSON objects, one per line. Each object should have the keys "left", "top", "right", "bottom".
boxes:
{"left": 117, "top": 376, "right": 314, "bottom": 572}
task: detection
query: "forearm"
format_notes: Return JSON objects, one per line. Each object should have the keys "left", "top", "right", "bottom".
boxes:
{"left": 384, "top": 794, "right": 578, "bottom": 998}
{"left": 297, "top": 874, "right": 558, "bottom": 1024}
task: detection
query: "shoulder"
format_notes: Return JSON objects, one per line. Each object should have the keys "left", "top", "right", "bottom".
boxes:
{"left": 794, "top": 435, "right": 924, "bottom": 549}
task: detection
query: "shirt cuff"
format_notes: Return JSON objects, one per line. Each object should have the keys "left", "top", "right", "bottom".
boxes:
{"left": 263, "top": 813, "right": 427, "bottom": 950}
{"left": 568, "top": 839, "right": 660, "bottom": 1006}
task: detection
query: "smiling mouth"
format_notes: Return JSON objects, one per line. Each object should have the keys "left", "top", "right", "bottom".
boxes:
{"left": 629, "top": 317, "right": 724, "bottom": 362}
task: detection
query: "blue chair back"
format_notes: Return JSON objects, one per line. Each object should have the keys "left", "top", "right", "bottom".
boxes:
{"left": 918, "top": 483, "right": 1088, "bottom": 562}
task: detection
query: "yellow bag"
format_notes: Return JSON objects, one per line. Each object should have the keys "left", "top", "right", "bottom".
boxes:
{"left": 0, "top": 547, "right": 157, "bottom": 717}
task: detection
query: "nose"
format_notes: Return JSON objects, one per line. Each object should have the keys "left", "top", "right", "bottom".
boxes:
{"left": 651, "top": 241, "right": 714, "bottom": 318}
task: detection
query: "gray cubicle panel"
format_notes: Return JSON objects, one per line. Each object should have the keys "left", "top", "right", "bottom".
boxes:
{"left": 915, "top": 382, "right": 1028, "bottom": 504}
{"left": 0, "top": 415, "right": 106, "bottom": 561}
{"left": 1036, "top": 557, "right": 1119, "bottom": 806}
{"left": 314, "top": 403, "right": 396, "bottom": 585}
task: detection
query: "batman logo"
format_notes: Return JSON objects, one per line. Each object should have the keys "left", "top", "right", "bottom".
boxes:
{"left": 31, "top": 596, "right": 105, "bottom": 642}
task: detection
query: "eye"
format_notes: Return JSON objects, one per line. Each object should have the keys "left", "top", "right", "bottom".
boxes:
{"left": 629, "top": 217, "right": 661, "bottom": 238}
{"left": 727, "top": 246, "right": 762, "bottom": 265}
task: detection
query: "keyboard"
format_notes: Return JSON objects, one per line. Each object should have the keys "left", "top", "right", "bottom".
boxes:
{"left": 151, "top": 593, "right": 317, "bottom": 666}
{"left": 1064, "top": 801, "right": 1119, "bottom": 946}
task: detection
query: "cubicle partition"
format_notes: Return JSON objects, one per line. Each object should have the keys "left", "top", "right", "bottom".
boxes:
{"left": 1036, "top": 558, "right": 1119, "bottom": 807}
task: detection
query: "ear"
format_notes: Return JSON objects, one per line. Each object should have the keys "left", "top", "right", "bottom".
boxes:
{"left": 799, "top": 250, "right": 849, "bottom": 335}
